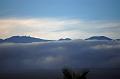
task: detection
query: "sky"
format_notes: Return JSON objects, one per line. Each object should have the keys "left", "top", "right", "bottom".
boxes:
{"left": 0, "top": 0, "right": 120, "bottom": 40}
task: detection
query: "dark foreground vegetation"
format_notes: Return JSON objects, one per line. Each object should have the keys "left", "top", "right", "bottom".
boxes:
{"left": 62, "top": 68, "right": 89, "bottom": 79}
{"left": 0, "top": 68, "right": 120, "bottom": 79}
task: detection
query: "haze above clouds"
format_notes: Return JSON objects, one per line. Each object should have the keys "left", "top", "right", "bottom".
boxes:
{"left": 0, "top": 18, "right": 120, "bottom": 40}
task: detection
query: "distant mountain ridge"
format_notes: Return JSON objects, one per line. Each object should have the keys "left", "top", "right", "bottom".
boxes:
{"left": 1, "top": 36, "right": 51, "bottom": 43}
{"left": 58, "top": 38, "right": 72, "bottom": 41}
{"left": 116, "top": 39, "right": 120, "bottom": 41}
{"left": 0, "top": 39, "right": 3, "bottom": 43}
{"left": 0, "top": 36, "right": 119, "bottom": 43}
{"left": 85, "top": 36, "right": 112, "bottom": 40}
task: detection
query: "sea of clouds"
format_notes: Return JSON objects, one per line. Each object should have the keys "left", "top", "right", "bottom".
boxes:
{"left": 0, "top": 40, "right": 120, "bottom": 73}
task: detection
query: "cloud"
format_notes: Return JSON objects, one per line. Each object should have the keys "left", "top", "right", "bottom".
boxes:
{"left": 0, "top": 40, "right": 120, "bottom": 73}
{"left": 0, "top": 18, "right": 81, "bottom": 39}
{"left": 0, "top": 18, "right": 120, "bottom": 39}
{"left": 91, "top": 44, "right": 120, "bottom": 49}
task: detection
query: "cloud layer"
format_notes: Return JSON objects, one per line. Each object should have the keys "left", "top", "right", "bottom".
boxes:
{"left": 0, "top": 18, "right": 120, "bottom": 39}
{"left": 0, "top": 40, "right": 120, "bottom": 73}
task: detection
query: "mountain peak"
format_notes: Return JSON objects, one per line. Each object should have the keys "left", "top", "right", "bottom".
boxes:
{"left": 0, "top": 39, "right": 3, "bottom": 43}
{"left": 4, "top": 36, "right": 50, "bottom": 43}
{"left": 58, "top": 38, "right": 72, "bottom": 41}
{"left": 85, "top": 36, "right": 112, "bottom": 40}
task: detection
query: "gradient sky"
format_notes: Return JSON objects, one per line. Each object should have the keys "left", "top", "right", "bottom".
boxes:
{"left": 0, "top": 0, "right": 120, "bottom": 39}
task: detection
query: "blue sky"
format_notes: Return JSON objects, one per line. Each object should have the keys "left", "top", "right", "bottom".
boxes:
{"left": 0, "top": 0, "right": 120, "bottom": 39}
{"left": 0, "top": 0, "right": 120, "bottom": 20}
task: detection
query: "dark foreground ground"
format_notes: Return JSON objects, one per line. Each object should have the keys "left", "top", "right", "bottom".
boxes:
{"left": 0, "top": 68, "right": 120, "bottom": 79}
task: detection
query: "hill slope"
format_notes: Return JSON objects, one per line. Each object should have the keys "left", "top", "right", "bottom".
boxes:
{"left": 85, "top": 36, "right": 112, "bottom": 40}
{"left": 4, "top": 36, "right": 51, "bottom": 43}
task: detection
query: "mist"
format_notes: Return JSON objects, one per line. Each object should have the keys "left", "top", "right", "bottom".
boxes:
{"left": 0, "top": 40, "right": 120, "bottom": 73}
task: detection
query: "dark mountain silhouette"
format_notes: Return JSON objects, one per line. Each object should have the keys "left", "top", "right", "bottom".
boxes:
{"left": 0, "top": 36, "right": 117, "bottom": 43}
{"left": 3, "top": 36, "right": 51, "bottom": 43}
{"left": 85, "top": 36, "right": 112, "bottom": 40}
{"left": 0, "top": 39, "right": 3, "bottom": 43}
{"left": 116, "top": 39, "right": 120, "bottom": 41}
{"left": 58, "top": 38, "right": 72, "bottom": 41}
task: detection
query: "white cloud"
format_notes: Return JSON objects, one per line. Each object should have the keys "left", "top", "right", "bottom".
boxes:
{"left": 0, "top": 40, "right": 120, "bottom": 70}
{"left": 91, "top": 44, "right": 120, "bottom": 49}
{"left": 0, "top": 18, "right": 120, "bottom": 39}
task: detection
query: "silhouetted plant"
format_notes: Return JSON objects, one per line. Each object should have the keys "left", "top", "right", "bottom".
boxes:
{"left": 62, "top": 68, "right": 89, "bottom": 79}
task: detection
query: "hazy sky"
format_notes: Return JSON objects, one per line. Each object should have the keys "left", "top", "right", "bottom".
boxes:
{"left": 0, "top": 0, "right": 120, "bottom": 39}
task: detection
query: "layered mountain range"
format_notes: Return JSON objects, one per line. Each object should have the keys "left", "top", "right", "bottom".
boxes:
{"left": 0, "top": 36, "right": 118, "bottom": 43}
